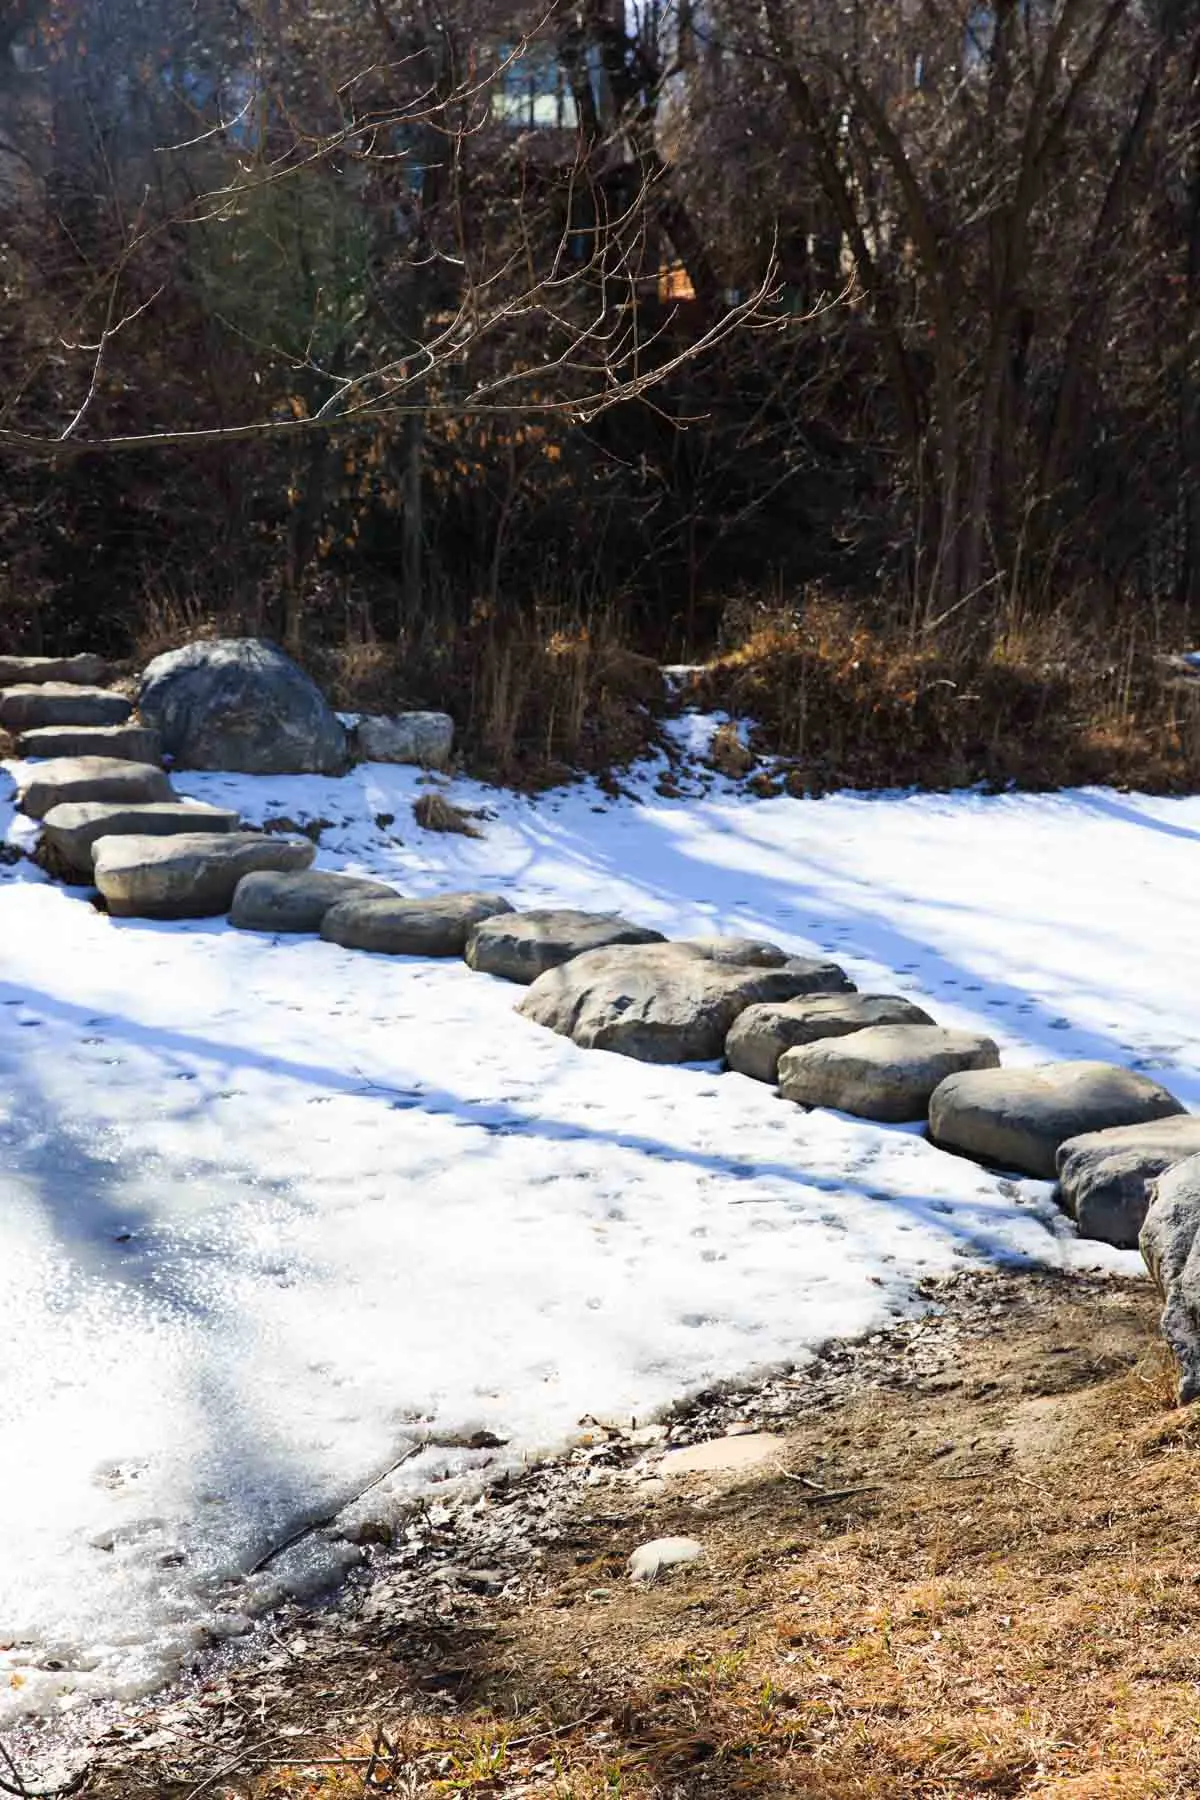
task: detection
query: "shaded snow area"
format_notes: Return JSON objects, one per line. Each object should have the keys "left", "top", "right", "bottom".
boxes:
{"left": 1, "top": 739, "right": 1195, "bottom": 1726}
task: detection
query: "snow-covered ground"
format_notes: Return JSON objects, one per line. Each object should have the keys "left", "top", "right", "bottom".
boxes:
{"left": 1, "top": 728, "right": 1195, "bottom": 1727}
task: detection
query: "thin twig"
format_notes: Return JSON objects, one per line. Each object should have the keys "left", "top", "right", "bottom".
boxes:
{"left": 248, "top": 1441, "right": 425, "bottom": 1576}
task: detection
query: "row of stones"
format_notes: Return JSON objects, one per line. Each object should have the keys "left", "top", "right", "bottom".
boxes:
{"left": 36, "top": 788, "right": 1199, "bottom": 1254}
{"left": 7, "top": 656, "right": 1192, "bottom": 1258}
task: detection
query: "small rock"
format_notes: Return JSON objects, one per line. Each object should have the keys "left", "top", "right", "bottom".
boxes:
{"left": 354, "top": 712, "right": 454, "bottom": 768}
{"left": 660, "top": 1433, "right": 786, "bottom": 1477}
{"left": 628, "top": 1536, "right": 704, "bottom": 1583}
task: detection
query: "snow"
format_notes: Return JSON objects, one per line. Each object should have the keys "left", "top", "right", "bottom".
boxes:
{"left": 0, "top": 739, "right": 1195, "bottom": 1727}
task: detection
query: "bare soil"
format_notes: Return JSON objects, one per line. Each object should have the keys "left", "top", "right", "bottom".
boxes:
{"left": 14, "top": 1270, "right": 1200, "bottom": 1799}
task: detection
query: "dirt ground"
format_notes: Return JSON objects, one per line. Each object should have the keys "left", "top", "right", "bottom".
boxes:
{"left": 17, "top": 1268, "right": 1200, "bottom": 1800}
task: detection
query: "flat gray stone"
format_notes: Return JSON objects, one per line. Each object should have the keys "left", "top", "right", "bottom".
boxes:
{"left": 0, "top": 684, "right": 131, "bottom": 733}
{"left": 516, "top": 941, "right": 855, "bottom": 1063}
{"left": 726, "top": 993, "right": 932, "bottom": 1084}
{"left": 322, "top": 892, "right": 513, "bottom": 956}
{"left": 929, "top": 1061, "right": 1185, "bottom": 1179}
{"left": 19, "top": 724, "right": 162, "bottom": 764}
{"left": 353, "top": 712, "right": 454, "bottom": 768}
{"left": 0, "top": 653, "right": 109, "bottom": 687}
{"left": 20, "top": 757, "right": 175, "bottom": 822}
{"left": 93, "top": 832, "right": 315, "bottom": 919}
{"left": 230, "top": 870, "right": 397, "bottom": 934}
{"left": 465, "top": 909, "right": 665, "bottom": 984}
{"left": 138, "top": 638, "right": 348, "bottom": 775}
{"left": 1056, "top": 1115, "right": 1200, "bottom": 1247}
{"left": 39, "top": 800, "right": 240, "bottom": 880}
{"left": 1141, "top": 1154, "right": 1200, "bottom": 1401}
{"left": 780, "top": 1025, "right": 1000, "bottom": 1123}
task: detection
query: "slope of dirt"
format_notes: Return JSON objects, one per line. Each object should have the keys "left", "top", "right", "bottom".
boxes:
{"left": 18, "top": 1268, "right": 1200, "bottom": 1800}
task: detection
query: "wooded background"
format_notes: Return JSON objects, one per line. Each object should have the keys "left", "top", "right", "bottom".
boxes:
{"left": 1, "top": 1, "right": 1198, "bottom": 777}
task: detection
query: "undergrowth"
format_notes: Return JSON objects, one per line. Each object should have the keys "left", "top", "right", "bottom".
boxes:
{"left": 134, "top": 587, "right": 1200, "bottom": 794}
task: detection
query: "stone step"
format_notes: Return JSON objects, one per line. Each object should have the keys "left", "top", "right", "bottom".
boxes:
{"left": 93, "top": 832, "right": 316, "bottom": 919}
{"left": 0, "top": 653, "right": 109, "bottom": 688}
{"left": 19, "top": 756, "right": 175, "bottom": 821}
{"left": 0, "top": 684, "right": 132, "bottom": 734}
{"left": 19, "top": 723, "right": 163, "bottom": 764}
{"left": 39, "top": 801, "right": 241, "bottom": 881}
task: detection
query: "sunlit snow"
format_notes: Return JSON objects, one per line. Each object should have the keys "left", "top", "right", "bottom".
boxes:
{"left": 0, "top": 738, "right": 1191, "bottom": 1723}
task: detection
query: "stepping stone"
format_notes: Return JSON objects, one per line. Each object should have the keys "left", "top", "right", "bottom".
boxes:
{"left": 0, "top": 684, "right": 131, "bottom": 733}
{"left": 0, "top": 653, "right": 108, "bottom": 687}
{"left": 465, "top": 909, "right": 666, "bottom": 984}
{"left": 20, "top": 757, "right": 175, "bottom": 821}
{"left": 230, "top": 870, "right": 397, "bottom": 934}
{"left": 517, "top": 941, "right": 854, "bottom": 1063}
{"left": 1057, "top": 1115, "right": 1200, "bottom": 1247}
{"left": 322, "top": 891, "right": 513, "bottom": 956}
{"left": 1139, "top": 1154, "right": 1200, "bottom": 1401}
{"left": 928, "top": 1061, "right": 1185, "bottom": 1179}
{"left": 93, "top": 832, "right": 315, "bottom": 919}
{"left": 779, "top": 1025, "right": 1000, "bottom": 1123}
{"left": 727, "top": 993, "right": 933, "bottom": 1084}
{"left": 353, "top": 712, "right": 454, "bottom": 768}
{"left": 40, "top": 800, "right": 240, "bottom": 880}
{"left": 19, "top": 723, "right": 162, "bottom": 764}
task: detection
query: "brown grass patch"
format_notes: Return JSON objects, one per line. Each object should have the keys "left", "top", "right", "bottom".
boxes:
{"left": 693, "top": 598, "right": 1200, "bottom": 795}
{"left": 122, "top": 1277, "right": 1197, "bottom": 1800}
{"left": 412, "top": 792, "right": 482, "bottom": 838}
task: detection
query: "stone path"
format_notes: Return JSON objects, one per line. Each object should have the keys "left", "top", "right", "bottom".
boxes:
{"left": 2, "top": 648, "right": 1195, "bottom": 1255}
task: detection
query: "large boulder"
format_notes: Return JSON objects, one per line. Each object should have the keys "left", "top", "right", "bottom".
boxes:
{"left": 727, "top": 993, "right": 933, "bottom": 1085}
{"left": 230, "top": 870, "right": 396, "bottom": 934}
{"left": 1140, "top": 1155, "right": 1200, "bottom": 1402}
{"left": 19, "top": 723, "right": 162, "bottom": 764}
{"left": 138, "top": 639, "right": 349, "bottom": 775}
{"left": 465, "top": 909, "right": 666, "bottom": 984}
{"left": 928, "top": 1061, "right": 1185, "bottom": 1179}
{"left": 0, "top": 652, "right": 109, "bottom": 687}
{"left": 322, "top": 892, "right": 513, "bottom": 956}
{"left": 779, "top": 1025, "right": 999, "bottom": 1123}
{"left": 516, "top": 941, "right": 855, "bottom": 1064}
{"left": 1056, "top": 1115, "right": 1200, "bottom": 1247}
{"left": 93, "top": 832, "right": 315, "bottom": 919}
{"left": 19, "top": 757, "right": 175, "bottom": 822}
{"left": 39, "top": 800, "right": 240, "bottom": 880}
{"left": 0, "top": 684, "right": 131, "bottom": 733}
{"left": 353, "top": 712, "right": 454, "bottom": 768}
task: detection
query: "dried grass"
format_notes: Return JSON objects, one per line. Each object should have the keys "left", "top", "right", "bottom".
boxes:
{"left": 694, "top": 596, "right": 1200, "bottom": 795}
{"left": 412, "top": 792, "right": 481, "bottom": 838}
{"left": 238, "top": 1283, "right": 1200, "bottom": 1800}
